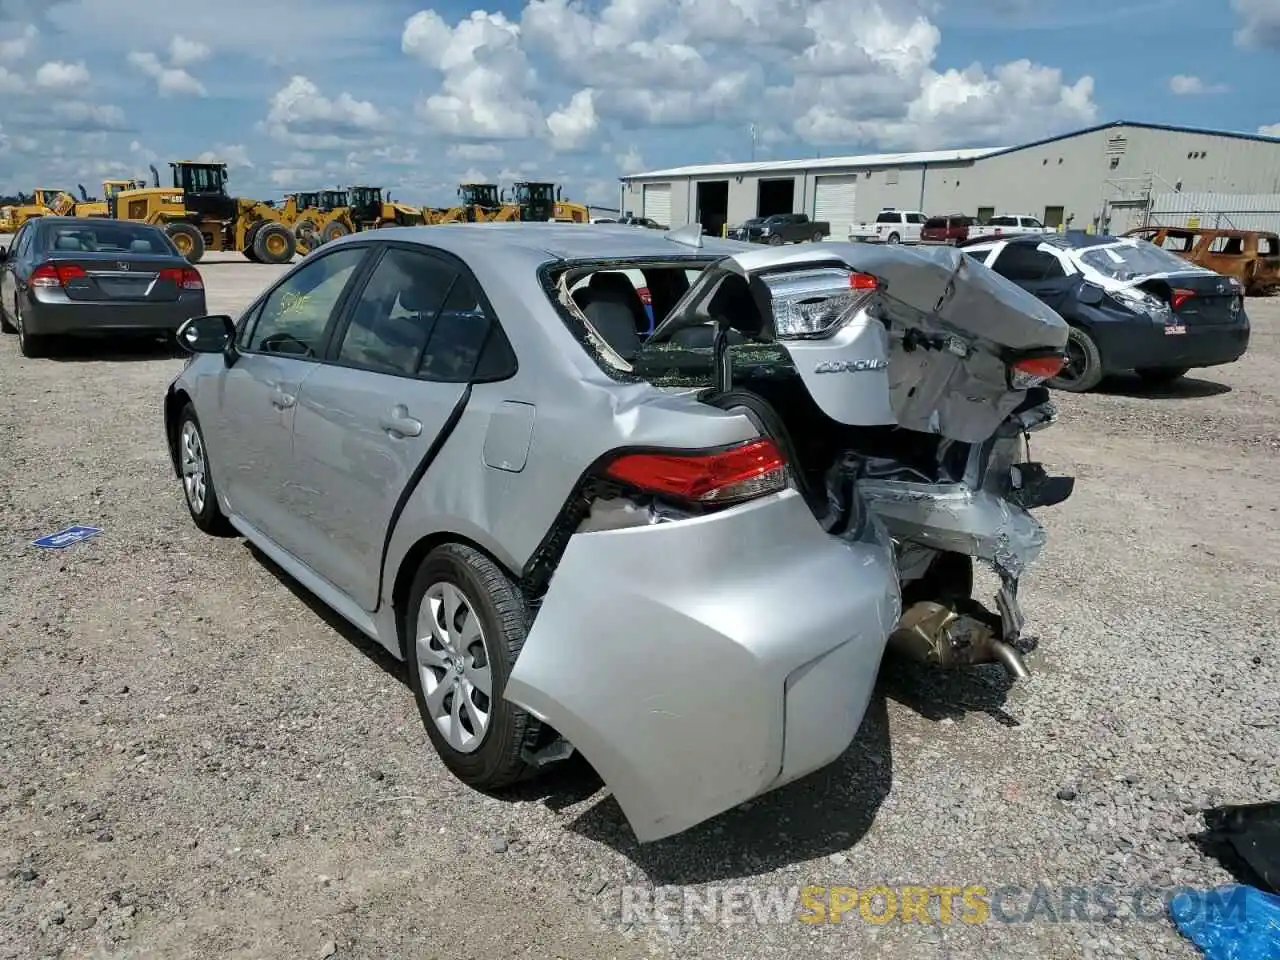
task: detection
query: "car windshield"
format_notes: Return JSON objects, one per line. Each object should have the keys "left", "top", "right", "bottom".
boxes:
{"left": 42, "top": 223, "right": 173, "bottom": 254}
{"left": 1077, "top": 239, "right": 1202, "bottom": 280}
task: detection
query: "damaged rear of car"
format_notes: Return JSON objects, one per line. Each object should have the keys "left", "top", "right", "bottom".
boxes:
{"left": 509, "top": 235, "right": 1074, "bottom": 842}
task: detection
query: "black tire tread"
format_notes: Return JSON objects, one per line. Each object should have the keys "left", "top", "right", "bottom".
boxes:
{"left": 177, "top": 404, "right": 236, "bottom": 537}
{"left": 406, "top": 543, "right": 541, "bottom": 790}
{"left": 1049, "top": 326, "right": 1104, "bottom": 393}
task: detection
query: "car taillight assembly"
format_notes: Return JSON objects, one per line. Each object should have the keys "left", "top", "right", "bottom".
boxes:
{"left": 764, "top": 266, "right": 881, "bottom": 339}
{"left": 159, "top": 266, "right": 204, "bottom": 290}
{"left": 1009, "top": 354, "right": 1064, "bottom": 389}
{"left": 1170, "top": 288, "right": 1196, "bottom": 310}
{"left": 30, "top": 263, "right": 86, "bottom": 288}
{"left": 603, "top": 438, "right": 788, "bottom": 505}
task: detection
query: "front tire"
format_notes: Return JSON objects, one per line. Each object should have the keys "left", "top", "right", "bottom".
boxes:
{"left": 887, "top": 232, "right": 901, "bottom": 244}
{"left": 176, "top": 405, "right": 235, "bottom": 536}
{"left": 1048, "top": 326, "right": 1105, "bottom": 393}
{"left": 404, "top": 543, "right": 541, "bottom": 790}
{"left": 252, "top": 222, "right": 296, "bottom": 265}
{"left": 320, "top": 220, "right": 350, "bottom": 243}
{"left": 1135, "top": 366, "right": 1190, "bottom": 386}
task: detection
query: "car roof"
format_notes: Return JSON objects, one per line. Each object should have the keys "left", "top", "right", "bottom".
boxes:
{"left": 324, "top": 222, "right": 751, "bottom": 269}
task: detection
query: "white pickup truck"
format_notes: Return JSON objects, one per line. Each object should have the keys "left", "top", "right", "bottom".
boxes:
{"left": 967, "top": 214, "right": 1056, "bottom": 240}
{"left": 848, "top": 208, "right": 927, "bottom": 244}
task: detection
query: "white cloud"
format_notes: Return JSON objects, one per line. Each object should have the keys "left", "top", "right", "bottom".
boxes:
{"left": 448, "top": 143, "right": 504, "bottom": 162}
{"left": 614, "top": 146, "right": 645, "bottom": 174}
{"left": 1233, "top": 0, "right": 1280, "bottom": 48}
{"left": 49, "top": 100, "right": 127, "bottom": 131}
{"left": 402, "top": 9, "right": 545, "bottom": 139}
{"left": 0, "top": 64, "right": 24, "bottom": 92}
{"left": 1168, "top": 74, "right": 1228, "bottom": 96}
{"left": 126, "top": 50, "right": 207, "bottom": 96}
{"left": 196, "top": 143, "right": 253, "bottom": 168}
{"left": 34, "top": 59, "right": 90, "bottom": 89}
{"left": 168, "top": 35, "right": 211, "bottom": 66}
{"left": 263, "top": 75, "right": 386, "bottom": 149}
{"left": 546, "top": 88, "right": 598, "bottom": 150}
{"left": 0, "top": 23, "right": 37, "bottom": 60}
{"left": 1259, "top": 123, "right": 1280, "bottom": 138}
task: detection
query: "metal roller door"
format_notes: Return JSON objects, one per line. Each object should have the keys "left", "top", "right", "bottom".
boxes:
{"left": 813, "top": 175, "right": 857, "bottom": 241}
{"left": 642, "top": 183, "right": 672, "bottom": 228}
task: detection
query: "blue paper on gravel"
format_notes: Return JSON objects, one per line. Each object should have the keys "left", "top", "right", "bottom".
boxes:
{"left": 1169, "top": 885, "right": 1280, "bottom": 960}
{"left": 31, "top": 525, "right": 102, "bottom": 549}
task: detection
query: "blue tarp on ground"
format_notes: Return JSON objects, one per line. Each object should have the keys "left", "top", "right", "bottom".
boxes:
{"left": 1168, "top": 885, "right": 1280, "bottom": 960}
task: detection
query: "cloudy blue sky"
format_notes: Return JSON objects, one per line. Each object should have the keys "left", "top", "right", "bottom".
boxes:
{"left": 1, "top": 0, "right": 1277, "bottom": 206}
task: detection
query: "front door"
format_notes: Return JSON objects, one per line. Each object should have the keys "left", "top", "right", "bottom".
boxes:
{"left": 289, "top": 246, "right": 502, "bottom": 610}
{"left": 201, "top": 245, "right": 370, "bottom": 548}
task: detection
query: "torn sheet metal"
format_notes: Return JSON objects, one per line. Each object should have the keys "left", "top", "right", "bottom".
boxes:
{"left": 855, "top": 479, "right": 1047, "bottom": 580}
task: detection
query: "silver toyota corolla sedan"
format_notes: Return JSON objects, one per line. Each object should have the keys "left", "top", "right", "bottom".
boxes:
{"left": 164, "top": 222, "right": 1073, "bottom": 842}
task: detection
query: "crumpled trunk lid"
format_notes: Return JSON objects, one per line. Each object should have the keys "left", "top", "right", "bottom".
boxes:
{"left": 650, "top": 242, "right": 1070, "bottom": 444}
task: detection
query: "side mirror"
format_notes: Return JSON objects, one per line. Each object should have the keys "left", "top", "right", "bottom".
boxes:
{"left": 1076, "top": 281, "right": 1105, "bottom": 306}
{"left": 177, "top": 314, "right": 236, "bottom": 355}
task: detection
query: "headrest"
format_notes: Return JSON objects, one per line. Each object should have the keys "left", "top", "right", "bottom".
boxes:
{"left": 129, "top": 239, "right": 152, "bottom": 253}
{"left": 55, "top": 235, "right": 82, "bottom": 251}
{"left": 588, "top": 271, "right": 642, "bottom": 301}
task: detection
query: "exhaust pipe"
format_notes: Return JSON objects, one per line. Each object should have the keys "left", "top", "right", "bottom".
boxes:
{"left": 888, "top": 600, "right": 1030, "bottom": 679}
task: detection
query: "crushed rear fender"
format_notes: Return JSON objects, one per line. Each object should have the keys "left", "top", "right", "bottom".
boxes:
{"left": 504, "top": 489, "right": 900, "bottom": 843}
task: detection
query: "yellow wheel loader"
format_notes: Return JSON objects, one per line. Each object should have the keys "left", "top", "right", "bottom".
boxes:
{"left": 1, "top": 189, "right": 72, "bottom": 231}
{"left": 431, "top": 183, "right": 517, "bottom": 224}
{"left": 511, "top": 181, "right": 589, "bottom": 223}
{"left": 347, "top": 185, "right": 426, "bottom": 230}
{"left": 293, "top": 189, "right": 357, "bottom": 254}
{"left": 72, "top": 179, "right": 148, "bottom": 218}
{"left": 112, "top": 162, "right": 295, "bottom": 265}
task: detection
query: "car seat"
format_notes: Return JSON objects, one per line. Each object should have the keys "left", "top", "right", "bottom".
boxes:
{"left": 572, "top": 271, "right": 648, "bottom": 360}
{"left": 54, "top": 235, "right": 83, "bottom": 251}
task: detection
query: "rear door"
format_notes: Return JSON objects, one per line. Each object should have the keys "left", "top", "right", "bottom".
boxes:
{"left": 987, "top": 242, "right": 1076, "bottom": 312}
{"left": 201, "top": 244, "right": 372, "bottom": 547}
{"left": 288, "top": 244, "right": 514, "bottom": 610}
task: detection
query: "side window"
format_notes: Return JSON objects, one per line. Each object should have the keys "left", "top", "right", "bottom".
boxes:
{"left": 419, "top": 271, "right": 500, "bottom": 383}
{"left": 989, "top": 245, "right": 1061, "bottom": 282}
{"left": 335, "top": 248, "right": 457, "bottom": 376}
{"left": 875, "top": 212, "right": 897, "bottom": 224}
{"left": 1209, "top": 235, "right": 1244, "bottom": 255}
{"left": 15, "top": 225, "right": 35, "bottom": 257}
{"left": 246, "top": 247, "right": 367, "bottom": 357}
{"left": 1024, "top": 218, "right": 1044, "bottom": 228}
{"left": 964, "top": 250, "right": 992, "bottom": 266}
{"left": 906, "top": 213, "right": 926, "bottom": 224}
{"left": 1259, "top": 235, "right": 1278, "bottom": 256}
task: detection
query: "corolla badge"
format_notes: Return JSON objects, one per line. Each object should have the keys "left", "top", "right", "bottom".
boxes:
{"left": 813, "top": 358, "right": 889, "bottom": 374}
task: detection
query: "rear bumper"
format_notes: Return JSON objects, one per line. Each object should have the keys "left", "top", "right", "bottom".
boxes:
{"left": 1092, "top": 318, "right": 1250, "bottom": 372}
{"left": 506, "top": 489, "right": 900, "bottom": 843}
{"left": 24, "top": 290, "right": 207, "bottom": 336}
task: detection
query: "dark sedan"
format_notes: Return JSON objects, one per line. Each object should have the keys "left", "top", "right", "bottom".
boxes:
{"left": 0, "top": 217, "right": 207, "bottom": 358}
{"left": 959, "top": 232, "right": 1249, "bottom": 391}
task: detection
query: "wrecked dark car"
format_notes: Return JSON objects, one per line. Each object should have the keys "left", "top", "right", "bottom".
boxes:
{"left": 961, "top": 232, "right": 1251, "bottom": 391}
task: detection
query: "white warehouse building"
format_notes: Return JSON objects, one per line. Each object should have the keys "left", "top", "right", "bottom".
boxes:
{"left": 618, "top": 121, "right": 1280, "bottom": 239}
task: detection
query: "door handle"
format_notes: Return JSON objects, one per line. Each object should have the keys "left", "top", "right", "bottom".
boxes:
{"left": 271, "top": 388, "right": 295, "bottom": 410}
{"left": 380, "top": 405, "right": 422, "bottom": 438}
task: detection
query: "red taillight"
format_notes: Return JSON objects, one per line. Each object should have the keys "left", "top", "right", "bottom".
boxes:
{"left": 1171, "top": 288, "right": 1195, "bottom": 310}
{"left": 1010, "top": 355, "right": 1064, "bottom": 387}
{"left": 849, "top": 272, "right": 878, "bottom": 290}
{"left": 31, "top": 263, "right": 86, "bottom": 288}
{"left": 159, "top": 266, "right": 203, "bottom": 290}
{"left": 603, "top": 438, "right": 788, "bottom": 504}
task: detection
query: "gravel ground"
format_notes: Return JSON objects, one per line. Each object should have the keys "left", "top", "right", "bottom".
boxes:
{"left": 1, "top": 250, "right": 1277, "bottom": 959}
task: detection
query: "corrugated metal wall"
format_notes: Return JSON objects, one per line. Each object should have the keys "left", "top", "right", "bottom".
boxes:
{"left": 1147, "top": 192, "right": 1280, "bottom": 232}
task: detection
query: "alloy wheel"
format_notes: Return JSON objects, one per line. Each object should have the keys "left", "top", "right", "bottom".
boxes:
{"left": 180, "top": 420, "right": 208, "bottom": 515}
{"left": 416, "top": 582, "right": 493, "bottom": 754}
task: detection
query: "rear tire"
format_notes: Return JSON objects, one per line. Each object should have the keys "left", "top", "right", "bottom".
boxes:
{"left": 0, "top": 297, "right": 15, "bottom": 334}
{"left": 887, "top": 232, "right": 901, "bottom": 244}
{"left": 768, "top": 234, "right": 784, "bottom": 245}
{"left": 1135, "top": 366, "right": 1190, "bottom": 386}
{"left": 15, "top": 301, "right": 50, "bottom": 358}
{"left": 166, "top": 222, "right": 205, "bottom": 264}
{"left": 252, "top": 222, "right": 296, "bottom": 265}
{"left": 811, "top": 230, "right": 824, "bottom": 242}
{"left": 1048, "top": 326, "right": 1104, "bottom": 393}
{"left": 176, "top": 404, "right": 235, "bottom": 537}
{"left": 404, "top": 543, "right": 541, "bottom": 791}
{"left": 320, "top": 220, "right": 350, "bottom": 243}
